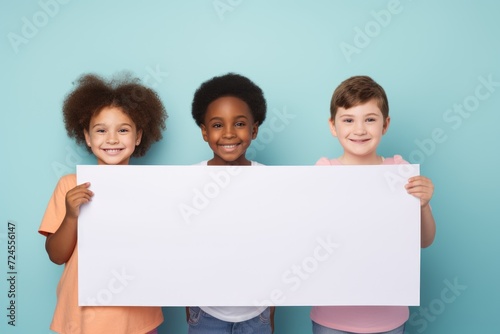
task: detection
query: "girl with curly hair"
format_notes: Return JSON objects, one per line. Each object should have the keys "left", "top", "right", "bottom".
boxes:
{"left": 39, "top": 72, "right": 167, "bottom": 334}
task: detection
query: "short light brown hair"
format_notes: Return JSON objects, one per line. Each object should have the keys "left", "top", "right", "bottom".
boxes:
{"left": 330, "top": 75, "right": 389, "bottom": 120}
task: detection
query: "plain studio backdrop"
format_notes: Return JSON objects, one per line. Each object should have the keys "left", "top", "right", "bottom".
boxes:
{"left": 1, "top": 1, "right": 499, "bottom": 333}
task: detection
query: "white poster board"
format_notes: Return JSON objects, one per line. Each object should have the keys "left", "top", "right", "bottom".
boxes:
{"left": 77, "top": 164, "right": 420, "bottom": 307}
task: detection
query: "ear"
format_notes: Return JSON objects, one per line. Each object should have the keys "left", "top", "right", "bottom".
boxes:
{"left": 135, "top": 129, "right": 143, "bottom": 146}
{"left": 328, "top": 118, "right": 338, "bottom": 137}
{"left": 84, "top": 129, "right": 91, "bottom": 146}
{"left": 382, "top": 116, "right": 391, "bottom": 135}
{"left": 251, "top": 122, "right": 259, "bottom": 140}
{"left": 200, "top": 124, "right": 209, "bottom": 142}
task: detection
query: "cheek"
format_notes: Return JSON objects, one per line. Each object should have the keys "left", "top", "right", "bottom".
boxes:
{"left": 246, "top": 129, "right": 255, "bottom": 140}
{"left": 377, "top": 126, "right": 387, "bottom": 136}
{"left": 205, "top": 132, "right": 217, "bottom": 144}
{"left": 335, "top": 127, "right": 347, "bottom": 137}
{"left": 205, "top": 130, "right": 215, "bottom": 141}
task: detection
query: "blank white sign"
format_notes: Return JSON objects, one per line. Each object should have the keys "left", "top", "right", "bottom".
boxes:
{"left": 77, "top": 164, "right": 420, "bottom": 307}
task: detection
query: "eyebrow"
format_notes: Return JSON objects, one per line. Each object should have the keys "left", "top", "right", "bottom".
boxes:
{"left": 207, "top": 115, "right": 250, "bottom": 122}
{"left": 91, "top": 123, "right": 133, "bottom": 128}
{"left": 338, "top": 113, "right": 381, "bottom": 118}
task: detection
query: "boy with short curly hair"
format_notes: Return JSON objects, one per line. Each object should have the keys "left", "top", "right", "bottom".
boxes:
{"left": 187, "top": 72, "right": 275, "bottom": 333}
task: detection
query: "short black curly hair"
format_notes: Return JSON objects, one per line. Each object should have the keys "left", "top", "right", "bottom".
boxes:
{"left": 63, "top": 72, "right": 167, "bottom": 157}
{"left": 191, "top": 73, "right": 267, "bottom": 127}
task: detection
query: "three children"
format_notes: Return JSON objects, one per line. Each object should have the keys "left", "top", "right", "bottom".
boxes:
{"left": 40, "top": 72, "right": 435, "bottom": 334}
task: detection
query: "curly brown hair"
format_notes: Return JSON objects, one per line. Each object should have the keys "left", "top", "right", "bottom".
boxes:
{"left": 63, "top": 72, "right": 167, "bottom": 157}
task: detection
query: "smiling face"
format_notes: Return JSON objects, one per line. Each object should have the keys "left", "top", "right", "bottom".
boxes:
{"left": 330, "top": 99, "right": 390, "bottom": 165}
{"left": 84, "top": 106, "right": 142, "bottom": 165}
{"left": 201, "top": 96, "right": 258, "bottom": 166}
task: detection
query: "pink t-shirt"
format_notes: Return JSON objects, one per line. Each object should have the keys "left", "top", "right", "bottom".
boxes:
{"left": 39, "top": 174, "right": 164, "bottom": 334}
{"left": 310, "top": 155, "right": 409, "bottom": 333}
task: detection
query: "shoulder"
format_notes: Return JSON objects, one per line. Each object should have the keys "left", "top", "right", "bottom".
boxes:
{"left": 51, "top": 174, "right": 77, "bottom": 198}
{"left": 195, "top": 160, "right": 208, "bottom": 166}
{"left": 57, "top": 174, "right": 77, "bottom": 190}
{"left": 39, "top": 174, "right": 77, "bottom": 235}
{"left": 384, "top": 155, "right": 409, "bottom": 165}
{"left": 251, "top": 161, "right": 265, "bottom": 166}
{"left": 315, "top": 157, "right": 341, "bottom": 166}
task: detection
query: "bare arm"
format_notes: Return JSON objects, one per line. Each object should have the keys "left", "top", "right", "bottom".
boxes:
{"left": 420, "top": 203, "right": 436, "bottom": 248}
{"left": 406, "top": 176, "right": 436, "bottom": 248}
{"left": 45, "top": 182, "right": 93, "bottom": 265}
{"left": 270, "top": 306, "right": 276, "bottom": 333}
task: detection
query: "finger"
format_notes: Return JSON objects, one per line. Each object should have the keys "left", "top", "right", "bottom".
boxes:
{"left": 406, "top": 185, "right": 433, "bottom": 193}
{"left": 68, "top": 191, "right": 93, "bottom": 204}
{"left": 408, "top": 176, "right": 433, "bottom": 185}
{"left": 66, "top": 186, "right": 94, "bottom": 208}
{"left": 406, "top": 180, "right": 433, "bottom": 191}
{"left": 407, "top": 190, "right": 432, "bottom": 203}
{"left": 67, "top": 186, "right": 94, "bottom": 199}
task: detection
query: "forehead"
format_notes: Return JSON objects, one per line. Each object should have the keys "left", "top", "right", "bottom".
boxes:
{"left": 91, "top": 106, "right": 133, "bottom": 123}
{"left": 205, "top": 96, "right": 253, "bottom": 121}
{"left": 336, "top": 99, "right": 382, "bottom": 117}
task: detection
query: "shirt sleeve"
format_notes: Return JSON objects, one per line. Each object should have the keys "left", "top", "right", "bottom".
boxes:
{"left": 392, "top": 154, "right": 408, "bottom": 164}
{"left": 315, "top": 157, "right": 332, "bottom": 166}
{"left": 38, "top": 174, "right": 76, "bottom": 236}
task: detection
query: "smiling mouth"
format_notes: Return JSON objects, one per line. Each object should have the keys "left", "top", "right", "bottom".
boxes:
{"left": 103, "top": 148, "right": 123, "bottom": 154}
{"left": 349, "top": 139, "right": 370, "bottom": 143}
{"left": 219, "top": 144, "right": 240, "bottom": 151}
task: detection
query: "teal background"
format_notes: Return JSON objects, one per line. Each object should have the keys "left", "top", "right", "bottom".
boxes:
{"left": 1, "top": 0, "right": 499, "bottom": 333}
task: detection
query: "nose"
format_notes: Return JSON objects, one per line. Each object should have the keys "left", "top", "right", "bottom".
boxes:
{"left": 106, "top": 133, "right": 119, "bottom": 144}
{"left": 222, "top": 126, "right": 236, "bottom": 138}
{"left": 353, "top": 121, "right": 366, "bottom": 135}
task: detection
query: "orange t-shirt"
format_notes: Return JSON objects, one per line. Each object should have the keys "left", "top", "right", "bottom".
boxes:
{"left": 39, "top": 174, "right": 163, "bottom": 334}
